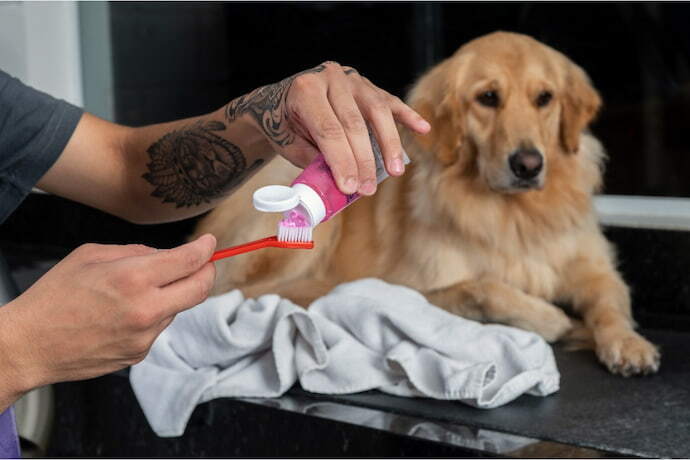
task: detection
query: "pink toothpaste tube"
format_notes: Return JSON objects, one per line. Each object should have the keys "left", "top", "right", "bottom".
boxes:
{"left": 253, "top": 130, "right": 410, "bottom": 233}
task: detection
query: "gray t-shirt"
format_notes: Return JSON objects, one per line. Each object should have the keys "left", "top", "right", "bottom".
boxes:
{"left": 0, "top": 69, "right": 84, "bottom": 224}
{"left": 0, "top": 70, "right": 82, "bottom": 457}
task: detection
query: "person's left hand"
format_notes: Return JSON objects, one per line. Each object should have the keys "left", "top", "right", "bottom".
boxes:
{"left": 225, "top": 61, "right": 431, "bottom": 196}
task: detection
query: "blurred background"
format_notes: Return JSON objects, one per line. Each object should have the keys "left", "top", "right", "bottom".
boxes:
{"left": 6, "top": 2, "right": 690, "bottom": 194}
{"left": 104, "top": 2, "right": 690, "bottom": 200}
{"left": 1, "top": 3, "right": 689, "bottom": 456}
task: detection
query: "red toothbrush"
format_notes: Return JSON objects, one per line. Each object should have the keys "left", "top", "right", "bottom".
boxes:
{"left": 210, "top": 236, "right": 314, "bottom": 262}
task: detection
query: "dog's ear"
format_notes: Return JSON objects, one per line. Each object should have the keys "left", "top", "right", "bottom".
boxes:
{"left": 559, "top": 62, "right": 602, "bottom": 154}
{"left": 407, "top": 58, "right": 465, "bottom": 166}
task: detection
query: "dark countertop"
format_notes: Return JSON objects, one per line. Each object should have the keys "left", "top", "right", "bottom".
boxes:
{"left": 45, "top": 329, "right": 690, "bottom": 458}
{"left": 304, "top": 329, "right": 690, "bottom": 458}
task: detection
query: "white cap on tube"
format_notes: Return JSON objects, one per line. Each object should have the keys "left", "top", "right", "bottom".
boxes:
{"left": 253, "top": 183, "right": 326, "bottom": 226}
{"left": 252, "top": 185, "right": 300, "bottom": 213}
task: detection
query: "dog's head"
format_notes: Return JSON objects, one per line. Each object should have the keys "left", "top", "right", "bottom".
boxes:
{"left": 408, "top": 31, "right": 601, "bottom": 194}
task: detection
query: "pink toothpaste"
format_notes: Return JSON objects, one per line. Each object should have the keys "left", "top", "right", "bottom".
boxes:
{"left": 253, "top": 129, "right": 410, "bottom": 234}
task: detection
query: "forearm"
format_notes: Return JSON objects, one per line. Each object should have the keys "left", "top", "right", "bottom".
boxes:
{"left": 122, "top": 105, "right": 275, "bottom": 224}
{"left": 38, "top": 102, "right": 275, "bottom": 225}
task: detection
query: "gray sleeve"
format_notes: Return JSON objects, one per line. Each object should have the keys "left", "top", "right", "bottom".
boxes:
{"left": 0, "top": 69, "right": 84, "bottom": 224}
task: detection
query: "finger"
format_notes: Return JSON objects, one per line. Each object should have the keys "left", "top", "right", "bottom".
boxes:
{"left": 293, "top": 77, "right": 359, "bottom": 194}
{"left": 360, "top": 76, "right": 430, "bottom": 134}
{"left": 356, "top": 91, "right": 406, "bottom": 177}
{"left": 327, "top": 70, "right": 377, "bottom": 195}
{"left": 135, "top": 233, "right": 217, "bottom": 287}
{"left": 75, "top": 243, "right": 157, "bottom": 265}
{"left": 157, "top": 261, "right": 216, "bottom": 316}
{"left": 389, "top": 94, "right": 432, "bottom": 134}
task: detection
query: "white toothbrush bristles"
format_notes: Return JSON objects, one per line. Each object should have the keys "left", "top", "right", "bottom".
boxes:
{"left": 277, "top": 222, "right": 313, "bottom": 243}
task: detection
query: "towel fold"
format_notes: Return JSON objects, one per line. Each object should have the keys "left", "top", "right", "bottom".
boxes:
{"left": 130, "top": 278, "right": 559, "bottom": 437}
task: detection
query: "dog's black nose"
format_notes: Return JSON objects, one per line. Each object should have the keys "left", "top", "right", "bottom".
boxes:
{"left": 509, "top": 149, "right": 543, "bottom": 180}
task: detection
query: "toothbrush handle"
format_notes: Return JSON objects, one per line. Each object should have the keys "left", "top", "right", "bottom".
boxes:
{"left": 210, "top": 236, "right": 279, "bottom": 261}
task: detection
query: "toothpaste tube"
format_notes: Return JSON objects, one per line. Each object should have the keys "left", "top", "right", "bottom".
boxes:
{"left": 252, "top": 129, "right": 410, "bottom": 228}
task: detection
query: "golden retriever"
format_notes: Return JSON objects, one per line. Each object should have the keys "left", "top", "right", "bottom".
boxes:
{"left": 193, "top": 31, "right": 660, "bottom": 376}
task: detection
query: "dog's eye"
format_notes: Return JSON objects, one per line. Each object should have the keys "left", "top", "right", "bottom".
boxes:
{"left": 536, "top": 91, "right": 553, "bottom": 108}
{"left": 477, "top": 91, "right": 500, "bottom": 108}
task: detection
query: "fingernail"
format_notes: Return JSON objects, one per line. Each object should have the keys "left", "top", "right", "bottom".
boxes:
{"left": 418, "top": 119, "right": 431, "bottom": 131}
{"left": 361, "top": 179, "right": 377, "bottom": 195}
{"left": 391, "top": 158, "right": 405, "bottom": 175}
{"left": 344, "top": 176, "right": 358, "bottom": 194}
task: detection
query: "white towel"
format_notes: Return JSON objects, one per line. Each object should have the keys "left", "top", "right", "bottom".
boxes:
{"left": 130, "top": 278, "right": 559, "bottom": 437}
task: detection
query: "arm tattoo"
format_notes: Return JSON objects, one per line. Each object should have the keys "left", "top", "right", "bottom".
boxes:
{"left": 142, "top": 120, "right": 263, "bottom": 208}
{"left": 225, "top": 64, "right": 327, "bottom": 147}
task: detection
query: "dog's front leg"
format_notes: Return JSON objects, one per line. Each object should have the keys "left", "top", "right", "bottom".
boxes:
{"left": 560, "top": 257, "right": 660, "bottom": 376}
{"left": 425, "top": 278, "right": 572, "bottom": 342}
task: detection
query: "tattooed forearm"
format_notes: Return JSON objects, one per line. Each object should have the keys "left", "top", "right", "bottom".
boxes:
{"left": 142, "top": 120, "right": 263, "bottom": 208}
{"left": 225, "top": 64, "right": 327, "bottom": 147}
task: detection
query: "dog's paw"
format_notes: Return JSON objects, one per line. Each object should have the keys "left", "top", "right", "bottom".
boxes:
{"left": 595, "top": 330, "right": 660, "bottom": 377}
{"left": 512, "top": 300, "right": 573, "bottom": 343}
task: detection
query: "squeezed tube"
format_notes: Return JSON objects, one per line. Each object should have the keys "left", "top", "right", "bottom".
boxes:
{"left": 288, "top": 131, "right": 410, "bottom": 226}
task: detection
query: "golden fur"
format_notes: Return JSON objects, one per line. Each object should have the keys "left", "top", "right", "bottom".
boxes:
{"left": 193, "top": 32, "right": 659, "bottom": 376}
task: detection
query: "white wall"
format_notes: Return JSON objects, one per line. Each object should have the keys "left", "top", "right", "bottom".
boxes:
{"left": 78, "top": 2, "right": 114, "bottom": 120}
{"left": 0, "top": 1, "right": 83, "bottom": 106}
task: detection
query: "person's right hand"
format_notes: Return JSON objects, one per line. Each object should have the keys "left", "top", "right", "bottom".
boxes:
{"left": 225, "top": 61, "right": 431, "bottom": 197}
{"left": 0, "top": 234, "right": 217, "bottom": 403}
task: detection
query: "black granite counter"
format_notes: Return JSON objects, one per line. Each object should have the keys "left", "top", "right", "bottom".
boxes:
{"left": 44, "top": 331, "right": 690, "bottom": 458}
{"left": 305, "top": 330, "right": 690, "bottom": 458}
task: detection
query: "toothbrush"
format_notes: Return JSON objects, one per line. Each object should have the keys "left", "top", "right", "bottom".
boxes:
{"left": 253, "top": 187, "right": 316, "bottom": 243}
{"left": 210, "top": 236, "right": 313, "bottom": 262}
{"left": 210, "top": 178, "right": 317, "bottom": 262}
{"left": 277, "top": 214, "right": 314, "bottom": 243}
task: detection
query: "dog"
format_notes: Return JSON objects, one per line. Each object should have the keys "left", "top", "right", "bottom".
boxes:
{"left": 192, "top": 31, "right": 660, "bottom": 376}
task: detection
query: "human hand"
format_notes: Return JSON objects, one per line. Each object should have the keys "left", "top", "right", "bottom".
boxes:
{"left": 0, "top": 234, "right": 217, "bottom": 399}
{"left": 225, "top": 61, "right": 431, "bottom": 196}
